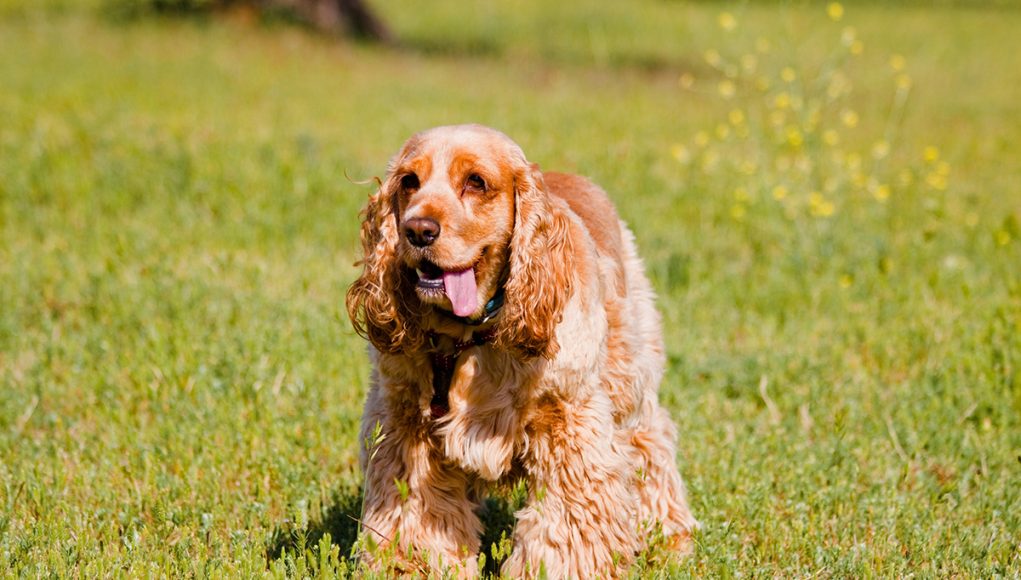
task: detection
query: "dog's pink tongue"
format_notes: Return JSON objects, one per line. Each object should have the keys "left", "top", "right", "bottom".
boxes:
{"left": 442, "top": 268, "right": 478, "bottom": 317}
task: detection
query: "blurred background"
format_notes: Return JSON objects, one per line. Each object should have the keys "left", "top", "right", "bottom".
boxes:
{"left": 1, "top": 0, "right": 1019, "bottom": 576}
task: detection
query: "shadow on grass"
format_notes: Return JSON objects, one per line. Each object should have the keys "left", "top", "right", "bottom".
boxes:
{"left": 102, "top": 1, "right": 337, "bottom": 35}
{"left": 404, "top": 36, "right": 704, "bottom": 78}
{"left": 265, "top": 486, "right": 362, "bottom": 565}
{"left": 265, "top": 487, "right": 520, "bottom": 575}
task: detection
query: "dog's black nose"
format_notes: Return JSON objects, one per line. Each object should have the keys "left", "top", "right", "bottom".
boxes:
{"left": 404, "top": 217, "right": 441, "bottom": 247}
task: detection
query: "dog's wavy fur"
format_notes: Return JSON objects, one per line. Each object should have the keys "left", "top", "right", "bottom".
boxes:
{"left": 346, "top": 125, "right": 697, "bottom": 578}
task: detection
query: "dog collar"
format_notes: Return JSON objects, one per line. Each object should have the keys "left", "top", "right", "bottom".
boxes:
{"left": 444, "top": 287, "right": 505, "bottom": 326}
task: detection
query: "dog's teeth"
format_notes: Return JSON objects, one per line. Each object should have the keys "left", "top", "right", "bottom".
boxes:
{"left": 416, "top": 268, "right": 425, "bottom": 278}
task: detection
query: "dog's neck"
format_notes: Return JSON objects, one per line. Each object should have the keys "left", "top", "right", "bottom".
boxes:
{"left": 425, "top": 325, "right": 498, "bottom": 419}
{"left": 421, "top": 283, "right": 506, "bottom": 419}
{"left": 422, "top": 283, "right": 505, "bottom": 419}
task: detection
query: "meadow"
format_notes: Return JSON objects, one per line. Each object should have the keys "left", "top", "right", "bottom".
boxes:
{"left": 1, "top": 0, "right": 1019, "bottom": 576}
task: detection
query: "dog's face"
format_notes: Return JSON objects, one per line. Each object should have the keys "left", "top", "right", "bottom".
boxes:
{"left": 390, "top": 125, "right": 520, "bottom": 319}
{"left": 348, "top": 124, "right": 570, "bottom": 357}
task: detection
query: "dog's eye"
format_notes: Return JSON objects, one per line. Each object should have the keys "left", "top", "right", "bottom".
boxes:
{"left": 400, "top": 173, "right": 420, "bottom": 191}
{"left": 465, "top": 173, "right": 486, "bottom": 192}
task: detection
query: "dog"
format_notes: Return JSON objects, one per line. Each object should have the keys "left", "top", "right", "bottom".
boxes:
{"left": 346, "top": 124, "right": 697, "bottom": 578}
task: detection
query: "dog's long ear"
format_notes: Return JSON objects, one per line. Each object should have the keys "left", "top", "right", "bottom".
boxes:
{"left": 495, "top": 163, "right": 574, "bottom": 360}
{"left": 346, "top": 163, "right": 424, "bottom": 355}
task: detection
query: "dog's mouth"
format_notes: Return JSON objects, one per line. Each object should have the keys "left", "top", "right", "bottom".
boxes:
{"left": 414, "top": 258, "right": 479, "bottom": 317}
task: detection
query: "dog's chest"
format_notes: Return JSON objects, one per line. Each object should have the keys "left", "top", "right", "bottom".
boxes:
{"left": 432, "top": 347, "right": 528, "bottom": 480}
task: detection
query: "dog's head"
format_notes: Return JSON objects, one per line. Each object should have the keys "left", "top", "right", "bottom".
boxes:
{"left": 347, "top": 125, "right": 572, "bottom": 359}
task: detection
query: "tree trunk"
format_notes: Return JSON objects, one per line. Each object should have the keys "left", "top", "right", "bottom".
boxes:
{"left": 264, "top": 0, "right": 391, "bottom": 42}
{"left": 335, "top": 0, "right": 391, "bottom": 42}
{"left": 153, "top": 0, "right": 393, "bottom": 42}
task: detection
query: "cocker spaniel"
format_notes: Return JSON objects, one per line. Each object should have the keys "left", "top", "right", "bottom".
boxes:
{"left": 346, "top": 124, "right": 697, "bottom": 578}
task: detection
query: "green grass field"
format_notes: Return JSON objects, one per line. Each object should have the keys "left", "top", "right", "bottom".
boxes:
{"left": 1, "top": 0, "right": 1020, "bottom": 576}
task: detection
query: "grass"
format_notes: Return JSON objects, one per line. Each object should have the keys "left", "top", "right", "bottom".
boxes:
{"left": 1, "top": 0, "right": 1020, "bottom": 576}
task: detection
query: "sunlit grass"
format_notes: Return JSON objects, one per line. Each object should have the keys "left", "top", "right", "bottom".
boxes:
{"left": 1, "top": 1, "right": 1019, "bottom": 576}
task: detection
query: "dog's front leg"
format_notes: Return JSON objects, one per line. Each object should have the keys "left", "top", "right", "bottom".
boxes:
{"left": 503, "top": 389, "right": 641, "bottom": 579}
{"left": 358, "top": 382, "right": 482, "bottom": 577}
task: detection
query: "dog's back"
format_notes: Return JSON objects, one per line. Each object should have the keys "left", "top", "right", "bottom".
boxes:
{"left": 545, "top": 172, "right": 666, "bottom": 427}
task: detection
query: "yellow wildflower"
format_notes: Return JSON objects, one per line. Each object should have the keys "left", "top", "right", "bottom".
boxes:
{"left": 889, "top": 54, "right": 906, "bottom": 71}
{"left": 840, "top": 109, "right": 859, "bottom": 128}
{"left": 670, "top": 144, "right": 692, "bottom": 164}
{"left": 925, "top": 173, "right": 948, "bottom": 190}
{"left": 923, "top": 146, "right": 940, "bottom": 163}
{"left": 718, "top": 80, "right": 736, "bottom": 99}
{"left": 823, "top": 129, "right": 840, "bottom": 146}
{"left": 828, "top": 72, "right": 850, "bottom": 98}
{"left": 704, "top": 49, "right": 722, "bottom": 67}
{"left": 995, "top": 230, "right": 1011, "bottom": 246}
{"left": 772, "top": 185, "right": 789, "bottom": 200}
{"left": 781, "top": 67, "right": 797, "bottom": 83}
{"left": 896, "top": 74, "right": 912, "bottom": 90}
{"left": 701, "top": 150, "right": 720, "bottom": 172}
{"left": 731, "top": 203, "right": 747, "bottom": 220}
{"left": 839, "top": 274, "right": 853, "bottom": 288}
{"left": 809, "top": 192, "right": 836, "bottom": 217}
{"left": 841, "top": 26, "right": 857, "bottom": 46}
{"left": 774, "top": 92, "right": 791, "bottom": 109}
{"left": 718, "top": 12, "right": 737, "bottom": 31}
{"left": 729, "top": 109, "right": 745, "bottom": 125}
{"left": 872, "top": 140, "right": 890, "bottom": 159}
{"left": 827, "top": 2, "right": 845, "bottom": 21}
{"left": 734, "top": 186, "right": 749, "bottom": 201}
{"left": 873, "top": 184, "right": 891, "bottom": 202}
{"left": 678, "top": 73, "right": 695, "bottom": 89}
{"left": 850, "top": 40, "right": 864, "bottom": 55}
{"left": 965, "top": 213, "right": 979, "bottom": 227}
{"left": 715, "top": 123, "right": 731, "bottom": 139}
{"left": 694, "top": 131, "right": 710, "bottom": 147}
{"left": 936, "top": 161, "right": 950, "bottom": 177}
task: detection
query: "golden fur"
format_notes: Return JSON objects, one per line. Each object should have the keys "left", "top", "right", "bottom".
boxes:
{"left": 346, "top": 125, "right": 697, "bottom": 578}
